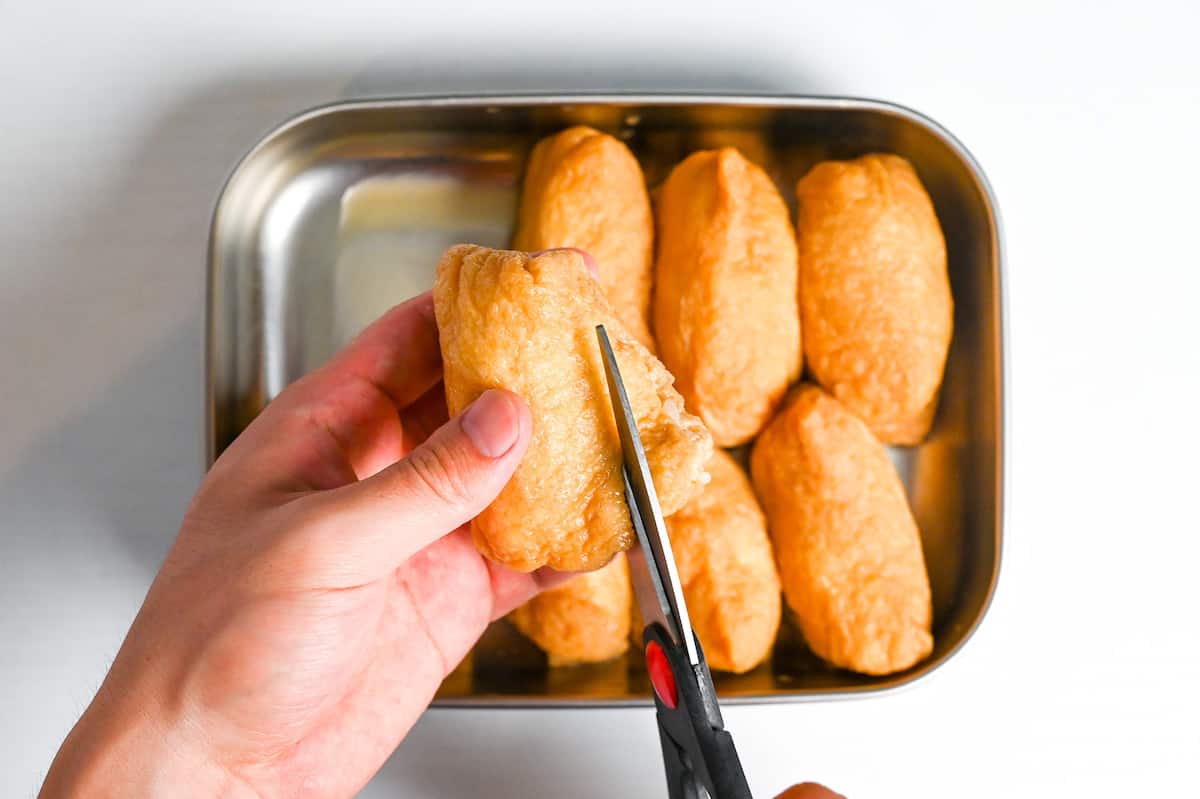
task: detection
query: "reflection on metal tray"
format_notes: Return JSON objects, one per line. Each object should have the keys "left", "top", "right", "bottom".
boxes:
{"left": 207, "top": 95, "right": 1005, "bottom": 706}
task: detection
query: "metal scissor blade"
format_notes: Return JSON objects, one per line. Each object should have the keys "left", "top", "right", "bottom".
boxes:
{"left": 622, "top": 469, "right": 683, "bottom": 653}
{"left": 595, "top": 325, "right": 699, "bottom": 666}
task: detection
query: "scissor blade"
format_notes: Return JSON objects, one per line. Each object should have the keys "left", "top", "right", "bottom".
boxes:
{"left": 621, "top": 470, "right": 681, "bottom": 651}
{"left": 595, "top": 325, "right": 699, "bottom": 665}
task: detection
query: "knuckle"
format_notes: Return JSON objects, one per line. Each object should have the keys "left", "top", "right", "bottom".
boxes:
{"left": 402, "top": 440, "right": 476, "bottom": 510}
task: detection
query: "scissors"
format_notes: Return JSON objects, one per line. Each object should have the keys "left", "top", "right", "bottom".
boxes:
{"left": 595, "top": 325, "right": 754, "bottom": 799}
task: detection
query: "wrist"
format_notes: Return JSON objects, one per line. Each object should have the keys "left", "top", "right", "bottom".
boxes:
{"left": 41, "top": 678, "right": 256, "bottom": 799}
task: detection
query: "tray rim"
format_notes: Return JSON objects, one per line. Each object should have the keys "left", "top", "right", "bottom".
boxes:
{"left": 205, "top": 92, "right": 1008, "bottom": 707}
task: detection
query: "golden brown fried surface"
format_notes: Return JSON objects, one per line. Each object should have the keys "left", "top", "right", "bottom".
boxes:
{"left": 665, "top": 450, "right": 781, "bottom": 674}
{"left": 653, "top": 147, "right": 802, "bottom": 447}
{"left": 750, "top": 384, "right": 932, "bottom": 676}
{"left": 434, "top": 245, "right": 713, "bottom": 572}
{"left": 513, "top": 126, "right": 656, "bottom": 349}
{"left": 510, "top": 555, "right": 633, "bottom": 665}
{"left": 795, "top": 153, "right": 952, "bottom": 444}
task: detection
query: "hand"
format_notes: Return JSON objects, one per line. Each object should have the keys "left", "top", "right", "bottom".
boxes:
{"left": 41, "top": 292, "right": 560, "bottom": 798}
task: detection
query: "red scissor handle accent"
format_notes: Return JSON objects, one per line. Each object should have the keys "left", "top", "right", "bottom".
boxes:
{"left": 646, "top": 639, "right": 678, "bottom": 709}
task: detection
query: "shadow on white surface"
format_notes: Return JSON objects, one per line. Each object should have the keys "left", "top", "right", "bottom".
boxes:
{"left": 0, "top": 317, "right": 201, "bottom": 579}
{"left": 342, "top": 49, "right": 826, "bottom": 98}
{"left": 364, "top": 708, "right": 663, "bottom": 799}
{"left": 0, "top": 74, "right": 348, "bottom": 581}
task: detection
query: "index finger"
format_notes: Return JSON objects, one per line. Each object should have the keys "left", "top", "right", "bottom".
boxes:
{"left": 219, "top": 291, "right": 443, "bottom": 491}
{"left": 314, "top": 290, "right": 443, "bottom": 411}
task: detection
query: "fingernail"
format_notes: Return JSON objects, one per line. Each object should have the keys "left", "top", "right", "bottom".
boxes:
{"left": 529, "top": 247, "right": 599, "bottom": 279}
{"left": 461, "top": 390, "right": 520, "bottom": 458}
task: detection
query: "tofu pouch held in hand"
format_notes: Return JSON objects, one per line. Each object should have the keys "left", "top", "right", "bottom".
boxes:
{"left": 433, "top": 245, "right": 713, "bottom": 573}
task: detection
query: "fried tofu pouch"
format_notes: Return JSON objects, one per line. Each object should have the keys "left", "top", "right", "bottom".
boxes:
{"left": 513, "top": 126, "right": 656, "bottom": 349}
{"left": 665, "top": 450, "right": 781, "bottom": 674}
{"left": 750, "top": 385, "right": 933, "bottom": 675}
{"left": 434, "top": 245, "right": 713, "bottom": 572}
{"left": 654, "top": 147, "right": 802, "bottom": 447}
{"left": 510, "top": 555, "right": 632, "bottom": 665}
{"left": 795, "top": 153, "right": 953, "bottom": 444}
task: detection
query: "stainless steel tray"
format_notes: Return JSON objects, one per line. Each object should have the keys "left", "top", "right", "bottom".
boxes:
{"left": 207, "top": 94, "right": 1005, "bottom": 706}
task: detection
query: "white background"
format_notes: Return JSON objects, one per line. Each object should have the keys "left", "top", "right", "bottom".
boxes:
{"left": 3, "top": 2, "right": 1199, "bottom": 797}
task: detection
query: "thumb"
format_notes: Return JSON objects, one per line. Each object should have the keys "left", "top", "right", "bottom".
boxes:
{"left": 304, "top": 389, "right": 532, "bottom": 583}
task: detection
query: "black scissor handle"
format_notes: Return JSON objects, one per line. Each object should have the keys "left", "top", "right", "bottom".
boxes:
{"left": 643, "top": 624, "right": 753, "bottom": 799}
